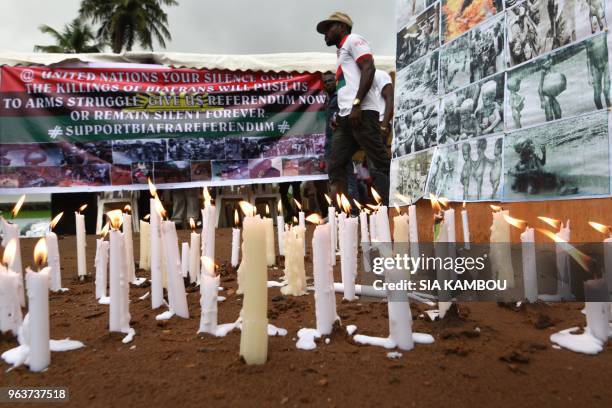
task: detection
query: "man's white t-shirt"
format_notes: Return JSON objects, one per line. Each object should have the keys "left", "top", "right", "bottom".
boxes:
{"left": 336, "top": 33, "right": 378, "bottom": 117}
{"left": 371, "top": 70, "right": 392, "bottom": 121}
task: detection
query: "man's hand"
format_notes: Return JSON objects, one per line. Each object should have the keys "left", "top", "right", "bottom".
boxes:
{"left": 349, "top": 105, "right": 362, "bottom": 128}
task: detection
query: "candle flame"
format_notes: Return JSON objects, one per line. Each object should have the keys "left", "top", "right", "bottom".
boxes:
{"left": 143, "top": 214, "right": 150, "bottom": 221}
{"left": 100, "top": 222, "right": 110, "bottom": 238}
{"left": 2, "top": 239, "right": 16, "bottom": 266}
{"left": 239, "top": 201, "right": 255, "bottom": 217}
{"left": 293, "top": 198, "right": 302, "bottom": 211}
{"left": 462, "top": 201, "right": 466, "bottom": 209}
{"left": 78, "top": 204, "right": 88, "bottom": 214}
{"left": 490, "top": 204, "right": 502, "bottom": 212}
{"left": 371, "top": 187, "right": 382, "bottom": 205}
{"left": 266, "top": 204, "right": 270, "bottom": 216}
{"left": 33, "top": 237, "right": 48, "bottom": 267}
{"left": 277, "top": 199, "right": 282, "bottom": 213}
{"left": 537, "top": 228, "right": 592, "bottom": 272}
{"left": 107, "top": 209, "right": 123, "bottom": 230}
{"left": 502, "top": 214, "right": 526, "bottom": 230}
{"left": 49, "top": 212, "right": 63, "bottom": 230}
{"left": 538, "top": 216, "right": 561, "bottom": 230}
{"left": 353, "top": 199, "right": 363, "bottom": 211}
{"left": 124, "top": 204, "right": 131, "bottom": 214}
{"left": 429, "top": 194, "right": 441, "bottom": 213}
{"left": 234, "top": 210, "right": 239, "bottom": 227}
{"left": 190, "top": 217, "right": 196, "bottom": 231}
{"left": 148, "top": 178, "right": 157, "bottom": 197}
{"left": 11, "top": 195, "right": 26, "bottom": 218}
{"left": 364, "top": 208, "right": 371, "bottom": 215}
{"left": 324, "top": 194, "right": 332, "bottom": 206}
{"left": 366, "top": 204, "right": 379, "bottom": 211}
{"left": 293, "top": 216, "right": 298, "bottom": 224}
{"left": 395, "top": 193, "right": 411, "bottom": 205}
{"left": 340, "top": 194, "right": 351, "bottom": 215}
{"left": 394, "top": 204, "right": 401, "bottom": 214}
{"left": 306, "top": 213, "right": 323, "bottom": 225}
{"left": 153, "top": 196, "right": 167, "bottom": 219}
{"left": 335, "top": 194, "right": 342, "bottom": 209}
{"left": 589, "top": 221, "right": 611, "bottom": 236}
{"left": 203, "top": 187, "right": 212, "bottom": 207}
{"left": 438, "top": 197, "right": 449, "bottom": 208}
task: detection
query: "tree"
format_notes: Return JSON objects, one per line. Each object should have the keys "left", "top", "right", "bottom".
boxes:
{"left": 79, "top": 0, "right": 178, "bottom": 53}
{"left": 34, "top": 19, "right": 103, "bottom": 53}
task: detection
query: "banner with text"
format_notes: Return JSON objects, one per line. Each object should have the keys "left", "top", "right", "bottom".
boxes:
{"left": 0, "top": 65, "right": 327, "bottom": 192}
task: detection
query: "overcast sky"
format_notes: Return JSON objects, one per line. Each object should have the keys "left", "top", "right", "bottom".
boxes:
{"left": 0, "top": 0, "right": 396, "bottom": 56}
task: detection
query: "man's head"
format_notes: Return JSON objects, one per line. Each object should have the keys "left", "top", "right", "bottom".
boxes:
{"left": 322, "top": 72, "right": 336, "bottom": 95}
{"left": 317, "top": 12, "right": 353, "bottom": 46}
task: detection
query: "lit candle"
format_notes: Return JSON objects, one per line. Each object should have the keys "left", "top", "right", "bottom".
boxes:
{"left": 199, "top": 256, "right": 220, "bottom": 335}
{"left": 432, "top": 196, "right": 452, "bottom": 318}
{"left": 107, "top": 210, "right": 131, "bottom": 333}
{"left": 583, "top": 279, "right": 610, "bottom": 344}
{"left": 200, "top": 188, "right": 216, "bottom": 280}
{"left": 264, "top": 205, "right": 276, "bottom": 266}
{"left": 325, "top": 194, "right": 337, "bottom": 266}
{"left": 276, "top": 200, "right": 285, "bottom": 256}
{"left": 281, "top": 226, "right": 307, "bottom": 296}
{"left": 387, "top": 267, "right": 414, "bottom": 351}
{"left": 238, "top": 202, "right": 268, "bottom": 365}
{"left": 46, "top": 212, "right": 63, "bottom": 292}
{"left": 139, "top": 215, "right": 151, "bottom": 270}
{"left": 25, "top": 238, "right": 51, "bottom": 372}
{"left": 408, "top": 203, "right": 419, "bottom": 259}
{"left": 231, "top": 211, "right": 241, "bottom": 268}
{"left": 504, "top": 214, "right": 537, "bottom": 302}
{"left": 294, "top": 198, "right": 306, "bottom": 255}
{"left": 490, "top": 206, "right": 514, "bottom": 288}
{"left": 1, "top": 195, "right": 25, "bottom": 306}
{"left": 339, "top": 195, "right": 359, "bottom": 301}
{"left": 181, "top": 242, "right": 190, "bottom": 278}
{"left": 0, "top": 239, "right": 23, "bottom": 335}
{"left": 189, "top": 218, "right": 201, "bottom": 283}
{"left": 310, "top": 216, "right": 338, "bottom": 334}
{"left": 94, "top": 223, "right": 110, "bottom": 300}
{"left": 75, "top": 204, "right": 88, "bottom": 280}
{"left": 392, "top": 205, "right": 409, "bottom": 245}
{"left": 461, "top": 202, "right": 470, "bottom": 249}
{"left": 589, "top": 222, "right": 612, "bottom": 294}
{"left": 539, "top": 217, "right": 571, "bottom": 299}
{"left": 161, "top": 217, "right": 190, "bottom": 319}
{"left": 149, "top": 180, "right": 164, "bottom": 309}
{"left": 123, "top": 206, "right": 136, "bottom": 283}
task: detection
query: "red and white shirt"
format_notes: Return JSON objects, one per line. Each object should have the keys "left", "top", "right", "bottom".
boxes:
{"left": 335, "top": 34, "right": 377, "bottom": 117}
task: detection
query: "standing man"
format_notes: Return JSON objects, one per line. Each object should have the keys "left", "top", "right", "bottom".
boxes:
{"left": 317, "top": 12, "right": 391, "bottom": 205}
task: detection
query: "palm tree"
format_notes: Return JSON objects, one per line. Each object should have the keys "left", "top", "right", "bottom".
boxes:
{"left": 79, "top": 0, "right": 178, "bottom": 53}
{"left": 34, "top": 19, "right": 103, "bottom": 53}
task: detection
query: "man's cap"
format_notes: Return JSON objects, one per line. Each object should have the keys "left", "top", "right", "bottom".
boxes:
{"left": 316, "top": 12, "right": 353, "bottom": 34}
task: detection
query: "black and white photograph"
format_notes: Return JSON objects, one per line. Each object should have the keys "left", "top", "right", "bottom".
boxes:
{"left": 440, "top": 12, "right": 505, "bottom": 93}
{"left": 212, "top": 160, "right": 249, "bottom": 180}
{"left": 426, "top": 134, "right": 504, "bottom": 200}
{"left": 392, "top": 101, "right": 439, "bottom": 158}
{"left": 191, "top": 161, "right": 212, "bottom": 181}
{"left": 441, "top": 0, "right": 504, "bottom": 43}
{"left": 0, "top": 143, "right": 64, "bottom": 166}
{"left": 112, "top": 139, "right": 167, "bottom": 165}
{"left": 505, "top": 33, "right": 610, "bottom": 130}
{"left": 248, "top": 158, "right": 282, "bottom": 178}
{"left": 396, "top": 3, "right": 440, "bottom": 70}
{"left": 506, "top": 0, "right": 607, "bottom": 67}
{"left": 275, "top": 135, "right": 315, "bottom": 156}
{"left": 503, "top": 111, "right": 610, "bottom": 200}
{"left": 59, "top": 141, "right": 113, "bottom": 165}
{"left": 396, "top": 0, "right": 428, "bottom": 29}
{"left": 131, "top": 162, "right": 154, "bottom": 185}
{"left": 65, "top": 164, "right": 111, "bottom": 187}
{"left": 395, "top": 50, "right": 439, "bottom": 111}
{"left": 389, "top": 148, "right": 435, "bottom": 205}
{"left": 439, "top": 74, "right": 504, "bottom": 144}
{"left": 154, "top": 160, "right": 192, "bottom": 184}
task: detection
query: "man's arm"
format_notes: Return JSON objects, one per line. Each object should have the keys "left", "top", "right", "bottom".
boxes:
{"left": 381, "top": 83, "right": 394, "bottom": 128}
{"left": 355, "top": 57, "right": 375, "bottom": 102}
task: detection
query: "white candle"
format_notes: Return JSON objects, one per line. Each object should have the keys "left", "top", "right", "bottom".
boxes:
{"left": 25, "top": 264, "right": 50, "bottom": 372}
{"left": 521, "top": 226, "right": 538, "bottom": 302}
{"left": 556, "top": 220, "right": 572, "bottom": 299}
{"left": 444, "top": 208, "right": 456, "bottom": 243}
{"left": 329, "top": 207, "right": 337, "bottom": 266}
{"left": 45, "top": 231, "right": 62, "bottom": 292}
{"left": 94, "top": 238, "right": 109, "bottom": 300}
{"left": 181, "top": 242, "right": 190, "bottom": 278}
{"left": 109, "top": 226, "right": 130, "bottom": 332}
{"left": 408, "top": 204, "right": 419, "bottom": 259}
{"left": 298, "top": 211, "right": 306, "bottom": 254}
{"left": 189, "top": 229, "right": 201, "bottom": 282}
{"left": 0, "top": 263, "right": 23, "bottom": 335}
{"left": 359, "top": 211, "right": 369, "bottom": 245}
{"left": 239, "top": 215, "right": 268, "bottom": 365}
{"left": 393, "top": 213, "right": 409, "bottom": 243}
{"left": 138, "top": 220, "right": 151, "bottom": 270}
{"left": 161, "top": 221, "right": 189, "bottom": 318}
{"left": 231, "top": 228, "right": 241, "bottom": 268}
{"left": 281, "top": 226, "right": 307, "bottom": 296}
{"left": 490, "top": 210, "right": 514, "bottom": 288}
{"left": 1, "top": 219, "right": 24, "bottom": 306}
{"left": 312, "top": 223, "right": 337, "bottom": 335}
{"left": 434, "top": 215, "right": 452, "bottom": 318}
{"left": 75, "top": 211, "right": 87, "bottom": 279}
{"left": 583, "top": 279, "right": 610, "bottom": 344}
{"left": 264, "top": 215, "right": 276, "bottom": 266}
{"left": 150, "top": 198, "right": 163, "bottom": 309}
{"left": 200, "top": 205, "right": 216, "bottom": 280}
{"left": 387, "top": 267, "right": 414, "bottom": 351}
{"left": 340, "top": 217, "right": 359, "bottom": 300}
{"left": 198, "top": 265, "right": 220, "bottom": 335}
{"left": 461, "top": 206, "right": 471, "bottom": 249}
{"left": 276, "top": 217, "right": 285, "bottom": 256}
{"left": 123, "top": 212, "right": 136, "bottom": 282}
{"left": 376, "top": 206, "right": 392, "bottom": 242}
{"left": 604, "top": 236, "right": 612, "bottom": 294}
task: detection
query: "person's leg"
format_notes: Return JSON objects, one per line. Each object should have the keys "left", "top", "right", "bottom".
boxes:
{"left": 291, "top": 182, "right": 302, "bottom": 204}
{"left": 346, "top": 161, "right": 358, "bottom": 201}
{"left": 353, "top": 111, "right": 391, "bottom": 205}
{"left": 279, "top": 182, "right": 294, "bottom": 222}
{"left": 171, "top": 189, "right": 186, "bottom": 228}
{"left": 328, "top": 117, "right": 359, "bottom": 200}
{"left": 185, "top": 188, "right": 201, "bottom": 226}
{"left": 313, "top": 180, "right": 330, "bottom": 217}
